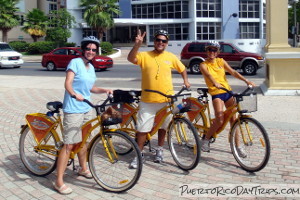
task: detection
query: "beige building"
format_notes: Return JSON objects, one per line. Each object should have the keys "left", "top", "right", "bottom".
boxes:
{"left": 0, "top": 0, "right": 65, "bottom": 42}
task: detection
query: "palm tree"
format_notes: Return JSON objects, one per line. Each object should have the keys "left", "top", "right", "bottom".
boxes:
{"left": 0, "top": 0, "right": 20, "bottom": 42}
{"left": 21, "top": 8, "right": 48, "bottom": 42}
{"left": 80, "top": 0, "right": 121, "bottom": 41}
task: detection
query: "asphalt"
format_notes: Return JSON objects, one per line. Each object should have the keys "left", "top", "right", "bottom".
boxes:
{"left": 0, "top": 48, "right": 300, "bottom": 199}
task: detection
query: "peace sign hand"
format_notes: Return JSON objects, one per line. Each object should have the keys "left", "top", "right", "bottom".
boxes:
{"left": 135, "top": 29, "right": 146, "bottom": 46}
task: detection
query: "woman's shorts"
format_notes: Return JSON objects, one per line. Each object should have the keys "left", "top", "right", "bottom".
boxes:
{"left": 63, "top": 111, "right": 92, "bottom": 144}
{"left": 212, "top": 91, "right": 233, "bottom": 102}
{"left": 136, "top": 101, "right": 171, "bottom": 133}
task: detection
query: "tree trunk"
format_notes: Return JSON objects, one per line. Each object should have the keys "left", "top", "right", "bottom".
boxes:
{"left": 1, "top": 29, "right": 9, "bottom": 42}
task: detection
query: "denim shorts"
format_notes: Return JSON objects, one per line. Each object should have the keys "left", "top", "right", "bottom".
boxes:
{"left": 212, "top": 92, "right": 233, "bottom": 102}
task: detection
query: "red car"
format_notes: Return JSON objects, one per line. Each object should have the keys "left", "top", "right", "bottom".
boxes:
{"left": 41, "top": 47, "right": 113, "bottom": 71}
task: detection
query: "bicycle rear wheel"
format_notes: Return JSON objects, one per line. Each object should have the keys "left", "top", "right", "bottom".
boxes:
{"left": 168, "top": 117, "right": 201, "bottom": 170}
{"left": 230, "top": 117, "right": 270, "bottom": 172}
{"left": 19, "top": 125, "right": 58, "bottom": 176}
{"left": 192, "top": 111, "right": 208, "bottom": 139}
{"left": 88, "top": 130, "right": 142, "bottom": 192}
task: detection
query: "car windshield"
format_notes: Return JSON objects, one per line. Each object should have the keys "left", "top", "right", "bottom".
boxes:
{"left": 0, "top": 44, "right": 14, "bottom": 51}
{"left": 230, "top": 43, "right": 244, "bottom": 52}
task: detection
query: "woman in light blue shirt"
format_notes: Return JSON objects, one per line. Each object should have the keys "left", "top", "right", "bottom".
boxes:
{"left": 54, "top": 36, "right": 113, "bottom": 195}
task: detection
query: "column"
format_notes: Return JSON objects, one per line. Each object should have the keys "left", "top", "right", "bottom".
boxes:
{"left": 262, "top": 0, "right": 300, "bottom": 95}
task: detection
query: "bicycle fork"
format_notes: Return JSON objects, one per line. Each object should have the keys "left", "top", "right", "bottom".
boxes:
{"left": 101, "top": 133, "right": 118, "bottom": 163}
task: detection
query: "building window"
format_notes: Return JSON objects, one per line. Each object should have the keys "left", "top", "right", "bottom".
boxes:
{"left": 239, "top": 0, "right": 259, "bottom": 18}
{"left": 83, "top": 29, "right": 107, "bottom": 41}
{"left": 49, "top": 3, "right": 57, "bottom": 12}
{"left": 196, "top": 22, "right": 221, "bottom": 40}
{"left": 149, "top": 23, "right": 189, "bottom": 41}
{"left": 132, "top": 1, "right": 189, "bottom": 19}
{"left": 239, "top": 22, "right": 259, "bottom": 38}
{"left": 196, "top": 0, "right": 221, "bottom": 18}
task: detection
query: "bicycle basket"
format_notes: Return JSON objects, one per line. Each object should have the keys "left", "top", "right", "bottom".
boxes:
{"left": 101, "top": 105, "right": 123, "bottom": 126}
{"left": 112, "top": 90, "right": 135, "bottom": 103}
{"left": 238, "top": 92, "right": 257, "bottom": 113}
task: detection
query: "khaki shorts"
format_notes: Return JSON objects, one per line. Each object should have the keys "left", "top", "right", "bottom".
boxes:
{"left": 137, "top": 101, "right": 171, "bottom": 133}
{"left": 63, "top": 111, "right": 92, "bottom": 144}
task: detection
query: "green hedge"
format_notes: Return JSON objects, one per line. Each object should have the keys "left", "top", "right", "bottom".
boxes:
{"left": 27, "top": 41, "right": 56, "bottom": 54}
{"left": 64, "top": 42, "right": 76, "bottom": 47}
{"left": 9, "top": 41, "right": 29, "bottom": 52}
{"left": 100, "top": 42, "right": 113, "bottom": 55}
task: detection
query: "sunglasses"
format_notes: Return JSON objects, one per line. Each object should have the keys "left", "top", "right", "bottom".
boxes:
{"left": 85, "top": 47, "right": 97, "bottom": 52}
{"left": 207, "top": 48, "right": 218, "bottom": 52}
{"left": 155, "top": 38, "right": 168, "bottom": 44}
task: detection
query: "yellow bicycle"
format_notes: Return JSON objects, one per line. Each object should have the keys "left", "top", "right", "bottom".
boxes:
{"left": 184, "top": 86, "right": 270, "bottom": 172}
{"left": 19, "top": 95, "right": 143, "bottom": 192}
{"left": 114, "top": 87, "right": 201, "bottom": 171}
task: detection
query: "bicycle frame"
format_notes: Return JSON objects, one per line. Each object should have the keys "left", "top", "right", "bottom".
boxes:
{"left": 186, "top": 89, "right": 253, "bottom": 142}
{"left": 118, "top": 88, "right": 192, "bottom": 152}
{"left": 24, "top": 107, "right": 122, "bottom": 164}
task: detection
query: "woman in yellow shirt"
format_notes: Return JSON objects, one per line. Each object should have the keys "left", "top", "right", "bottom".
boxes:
{"left": 200, "top": 41, "right": 255, "bottom": 155}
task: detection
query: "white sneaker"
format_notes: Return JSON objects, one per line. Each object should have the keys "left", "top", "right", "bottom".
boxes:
{"left": 129, "top": 153, "right": 144, "bottom": 169}
{"left": 154, "top": 149, "right": 163, "bottom": 163}
{"left": 201, "top": 139, "right": 210, "bottom": 152}
{"left": 237, "top": 147, "right": 247, "bottom": 158}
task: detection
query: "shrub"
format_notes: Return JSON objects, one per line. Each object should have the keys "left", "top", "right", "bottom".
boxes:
{"left": 9, "top": 41, "right": 29, "bottom": 52}
{"left": 100, "top": 42, "right": 113, "bottom": 55}
{"left": 64, "top": 42, "right": 76, "bottom": 47}
{"left": 27, "top": 41, "right": 56, "bottom": 54}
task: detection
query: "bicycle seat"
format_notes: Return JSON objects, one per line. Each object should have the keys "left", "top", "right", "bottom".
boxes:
{"left": 47, "top": 101, "right": 63, "bottom": 111}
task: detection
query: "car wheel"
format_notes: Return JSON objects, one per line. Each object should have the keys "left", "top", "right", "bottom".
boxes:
{"left": 46, "top": 62, "right": 56, "bottom": 71}
{"left": 14, "top": 66, "right": 21, "bottom": 68}
{"left": 189, "top": 61, "right": 201, "bottom": 74}
{"left": 242, "top": 61, "right": 257, "bottom": 75}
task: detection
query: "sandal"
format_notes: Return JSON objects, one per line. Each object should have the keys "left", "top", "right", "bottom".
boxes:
{"left": 78, "top": 169, "right": 93, "bottom": 179}
{"left": 54, "top": 183, "right": 73, "bottom": 195}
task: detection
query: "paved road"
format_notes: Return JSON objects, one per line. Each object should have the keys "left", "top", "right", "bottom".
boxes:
{"left": 0, "top": 50, "right": 300, "bottom": 199}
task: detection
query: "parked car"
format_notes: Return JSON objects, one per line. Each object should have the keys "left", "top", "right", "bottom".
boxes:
{"left": 0, "top": 42, "right": 24, "bottom": 69}
{"left": 180, "top": 41, "right": 265, "bottom": 75}
{"left": 41, "top": 47, "right": 113, "bottom": 71}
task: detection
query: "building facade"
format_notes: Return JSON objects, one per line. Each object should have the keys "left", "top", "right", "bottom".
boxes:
{"left": 69, "top": 0, "right": 266, "bottom": 53}
{"left": 2, "top": 0, "right": 266, "bottom": 53}
{"left": 1, "top": 0, "right": 66, "bottom": 42}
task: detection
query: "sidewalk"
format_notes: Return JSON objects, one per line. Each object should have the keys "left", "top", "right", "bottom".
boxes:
{"left": 1, "top": 51, "right": 300, "bottom": 199}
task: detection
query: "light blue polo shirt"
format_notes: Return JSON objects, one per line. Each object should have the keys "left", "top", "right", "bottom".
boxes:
{"left": 63, "top": 58, "right": 96, "bottom": 113}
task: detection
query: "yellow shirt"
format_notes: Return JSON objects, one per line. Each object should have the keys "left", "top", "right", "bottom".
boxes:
{"left": 136, "top": 51, "right": 185, "bottom": 103}
{"left": 202, "top": 58, "right": 231, "bottom": 96}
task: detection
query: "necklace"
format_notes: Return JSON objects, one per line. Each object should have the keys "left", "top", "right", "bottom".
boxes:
{"left": 154, "top": 56, "right": 160, "bottom": 79}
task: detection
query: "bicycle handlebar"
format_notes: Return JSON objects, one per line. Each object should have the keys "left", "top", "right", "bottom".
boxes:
{"left": 144, "top": 87, "right": 191, "bottom": 104}
{"left": 197, "top": 86, "right": 254, "bottom": 97}
{"left": 144, "top": 86, "right": 191, "bottom": 101}
{"left": 219, "top": 86, "right": 254, "bottom": 96}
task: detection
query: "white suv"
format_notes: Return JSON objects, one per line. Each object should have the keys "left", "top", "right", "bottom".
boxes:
{"left": 0, "top": 42, "right": 24, "bottom": 68}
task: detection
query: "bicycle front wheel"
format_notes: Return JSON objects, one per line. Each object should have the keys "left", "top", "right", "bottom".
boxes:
{"left": 168, "top": 117, "right": 201, "bottom": 170}
{"left": 108, "top": 116, "right": 137, "bottom": 155}
{"left": 88, "top": 130, "right": 142, "bottom": 192}
{"left": 19, "top": 125, "right": 58, "bottom": 176}
{"left": 230, "top": 117, "right": 270, "bottom": 172}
